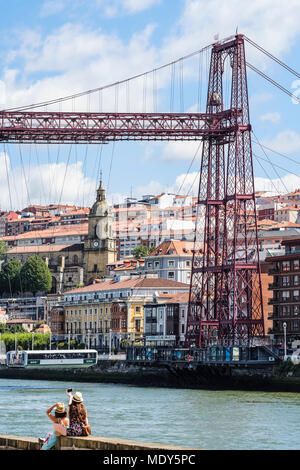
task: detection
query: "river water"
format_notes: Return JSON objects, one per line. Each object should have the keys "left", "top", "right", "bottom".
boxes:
{"left": 0, "top": 378, "right": 299, "bottom": 450}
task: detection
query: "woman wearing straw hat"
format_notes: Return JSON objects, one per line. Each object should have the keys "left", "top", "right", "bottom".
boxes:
{"left": 53, "top": 390, "right": 89, "bottom": 437}
{"left": 40, "top": 402, "right": 69, "bottom": 450}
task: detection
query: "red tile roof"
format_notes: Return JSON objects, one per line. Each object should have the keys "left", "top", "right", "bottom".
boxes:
{"left": 2, "top": 224, "right": 88, "bottom": 241}
{"left": 64, "top": 276, "right": 189, "bottom": 295}
{"left": 6, "top": 244, "right": 81, "bottom": 254}
{"left": 150, "top": 239, "right": 194, "bottom": 256}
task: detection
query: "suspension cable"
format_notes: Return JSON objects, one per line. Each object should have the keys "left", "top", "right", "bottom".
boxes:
{"left": 246, "top": 62, "right": 300, "bottom": 104}
{"left": 253, "top": 152, "right": 300, "bottom": 180}
{"left": 245, "top": 36, "right": 300, "bottom": 79}
{"left": 252, "top": 139, "right": 300, "bottom": 167}
{"left": 2, "top": 39, "right": 229, "bottom": 112}
{"left": 252, "top": 131, "right": 290, "bottom": 193}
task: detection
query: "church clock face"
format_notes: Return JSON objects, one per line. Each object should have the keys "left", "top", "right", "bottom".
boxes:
{"left": 93, "top": 240, "right": 99, "bottom": 248}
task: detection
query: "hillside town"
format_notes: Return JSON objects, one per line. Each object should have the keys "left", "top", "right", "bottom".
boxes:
{"left": 1, "top": 179, "right": 300, "bottom": 353}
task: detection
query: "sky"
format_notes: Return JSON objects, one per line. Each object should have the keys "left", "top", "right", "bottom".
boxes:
{"left": 1, "top": 0, "right": 300, "bottom": 209}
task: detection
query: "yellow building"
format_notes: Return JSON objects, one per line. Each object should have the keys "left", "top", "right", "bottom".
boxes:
{"left": 62, "top": 276, "right": 189, "bottom": 350}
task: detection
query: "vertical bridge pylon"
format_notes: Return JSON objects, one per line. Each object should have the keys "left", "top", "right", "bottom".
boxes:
{"left": 185, "top": 34, "right": 265, "bottom": 348}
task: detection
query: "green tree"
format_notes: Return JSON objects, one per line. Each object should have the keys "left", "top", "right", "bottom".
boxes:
{"left": 20, "top": 255, "right": 52, "bottom": 295}
{"left": 0, "top": 258, "right": 22, "bottom": 294}
{"left": 133, "top": 245, "right": 149, "bottom": 259}
{"left": 0, "top": 240, "right": 8, "bottom": 259}
{"left": 34, "top": 320, "right": 46, "bottom": 330}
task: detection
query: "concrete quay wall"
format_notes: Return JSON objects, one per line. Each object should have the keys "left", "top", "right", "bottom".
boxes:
{"left": 0, "top": 360, "right": 300, "bottom": 392}
{"left": 0, "top": 433, "right": 196, "bottom": 451}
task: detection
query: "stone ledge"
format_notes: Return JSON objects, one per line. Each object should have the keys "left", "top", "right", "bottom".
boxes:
{"left": 0, "top": 434, "right": 198, "bottom": 451}
{"left": 0, "top": 434, "right": 40, "bottom": 450}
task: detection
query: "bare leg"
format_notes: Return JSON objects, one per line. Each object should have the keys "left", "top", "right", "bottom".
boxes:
{"left": 53, "top": 423, "right": 67, "bottom": 436}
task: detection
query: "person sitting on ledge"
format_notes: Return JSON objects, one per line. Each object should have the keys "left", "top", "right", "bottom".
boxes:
{"left": 53, "top": 390, "right": 90, "bottom": 437}
{"left": 40, "top": 402, "right": 69, "bottom": 450}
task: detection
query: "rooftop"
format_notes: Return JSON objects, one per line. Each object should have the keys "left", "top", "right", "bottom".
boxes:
{"left": 149, "top": 239, "right": 194, "bottom": 256}
{"left": 64, "top": 276, "right": 189, "bottom": 295}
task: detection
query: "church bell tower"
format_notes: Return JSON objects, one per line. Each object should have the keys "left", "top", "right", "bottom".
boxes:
{"left": 84, "top": 179, "right": 116, "bottom": 283}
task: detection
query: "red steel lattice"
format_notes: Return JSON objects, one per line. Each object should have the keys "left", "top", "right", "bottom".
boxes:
{"left": 0, "top": 111, "right": 236, "bottom": 143}
{"left": 185, "top": 35, "right": 265, "bottom": 347}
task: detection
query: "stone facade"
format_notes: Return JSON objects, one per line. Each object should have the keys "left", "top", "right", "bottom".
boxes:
{"left": 84, "top": 180, "right": 116, "bottom": 283}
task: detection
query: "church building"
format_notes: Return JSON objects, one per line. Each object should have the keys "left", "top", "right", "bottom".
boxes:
{"left": 83, "top": 179, "right": 117, "bottom": 283}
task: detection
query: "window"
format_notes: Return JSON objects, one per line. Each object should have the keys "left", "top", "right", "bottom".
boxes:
{"left": 294, "top": 290, "right": 300, "bottom": 301}
{"left": 282, "top": 276, "right": 290, "bottom": 287}
{"left": 168, "top": 260, "right": 175, "bottom": 267}
{"left": 168, "top": 271, "right": 175, "bottom": 279}
{"left": 121, "top": 319, "right": 126, "bottom": 329}
{"left": 294, "top": 260, "right": 300, "bottom": 271}
{"left": 294, "top": 305, "right": 299, "bottom": 315}
{"left": 294, "top": 275, "right": 299, "bottom": 286}
{"left": 282, "top": 305, "right": 290, "bottom": 315}
{"left": 282, "top": 261, "right": 290, "bottom": 271}
{"left": 282, "top": 291, "right": 290, "bottom": 301}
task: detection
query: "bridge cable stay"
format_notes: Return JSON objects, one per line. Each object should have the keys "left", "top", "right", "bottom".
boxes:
{"left": 246, "top": 62, "right": 300, "bottom": 104}
{"left": 253, "top": 154, "right": 284, "bottom": 195}
{"left": 1, "top": 37, "right": 224, "bottom": 112}
{"left": 252, "top": 132, "right": 290, "bottom": 194}
{"left": 252, "top": 140, "right": 300, "bottom": 168}
{"left": 244, "top": 36, "right": 300, "bottom": 79}
{"left": 253, "top": 153, "right": 300, "bottom": 182}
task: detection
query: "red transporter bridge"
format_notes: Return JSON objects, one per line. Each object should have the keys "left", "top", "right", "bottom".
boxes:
{"left": 0, "top": 34, "right": 265, "bottom": 348}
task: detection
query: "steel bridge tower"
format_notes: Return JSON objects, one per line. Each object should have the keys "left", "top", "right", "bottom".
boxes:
{"left": 185, "top": 35, "right": 265, "bottom": 348}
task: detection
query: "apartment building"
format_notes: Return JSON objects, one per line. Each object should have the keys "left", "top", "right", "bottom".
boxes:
{"left": 62, "top": 276, "right": 189, "bottom": 349}
{"left": 144, "top": 292, "right": 189, "bottom": 346}
{"left": 266, "top": 237, "right": 300, "bottom": 347}
{"left": 143, "top": 240, "right": 193, "bottom": 284}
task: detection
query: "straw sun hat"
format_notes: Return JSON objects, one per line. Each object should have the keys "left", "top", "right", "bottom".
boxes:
{"left": 55, "top": 403, "right": 66, "bottom": 414}
{"left": 72, "top": 392, "right": 83, "bottom": 403}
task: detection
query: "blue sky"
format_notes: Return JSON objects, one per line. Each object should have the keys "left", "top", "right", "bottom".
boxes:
{"left": 1, "top": 0, "right": 300, "bottom": 210}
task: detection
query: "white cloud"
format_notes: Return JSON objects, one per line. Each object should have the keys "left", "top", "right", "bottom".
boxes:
{"left": 161, "top": 0, "right": 300, "bottom": 66}
{"left": 260, "top": 112, "right": 280, "bottom": 123}
{"left": 254, "top": 173, "right": 300, "bottom": 195}
{"left": 40, "top": 0, "right": 65, "bottom": 17}
{"left": 0, "top": 152, "right": 97, "bottom": 210}
{"left": 160, "top": 141, "right": 202, "bottom": 161}
{"left": 263, "top": 130, "right": 300, "bottom": 154}
{"left": 122, "top": 0, "right": 161, "bottom": 13}
{"left": 2, "top": 23, "right": 159, "bottom": 111}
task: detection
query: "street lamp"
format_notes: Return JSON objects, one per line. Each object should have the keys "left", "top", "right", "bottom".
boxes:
{"left": 283, "top": 322, "right": 287, "bottom": 361}
{"left": 109, "top": 329, "right": 112, "bottom": 359}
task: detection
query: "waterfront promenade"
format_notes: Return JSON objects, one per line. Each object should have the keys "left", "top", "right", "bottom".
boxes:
{"left": 0, "top": 433, "right": 198, "bottom": 451}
